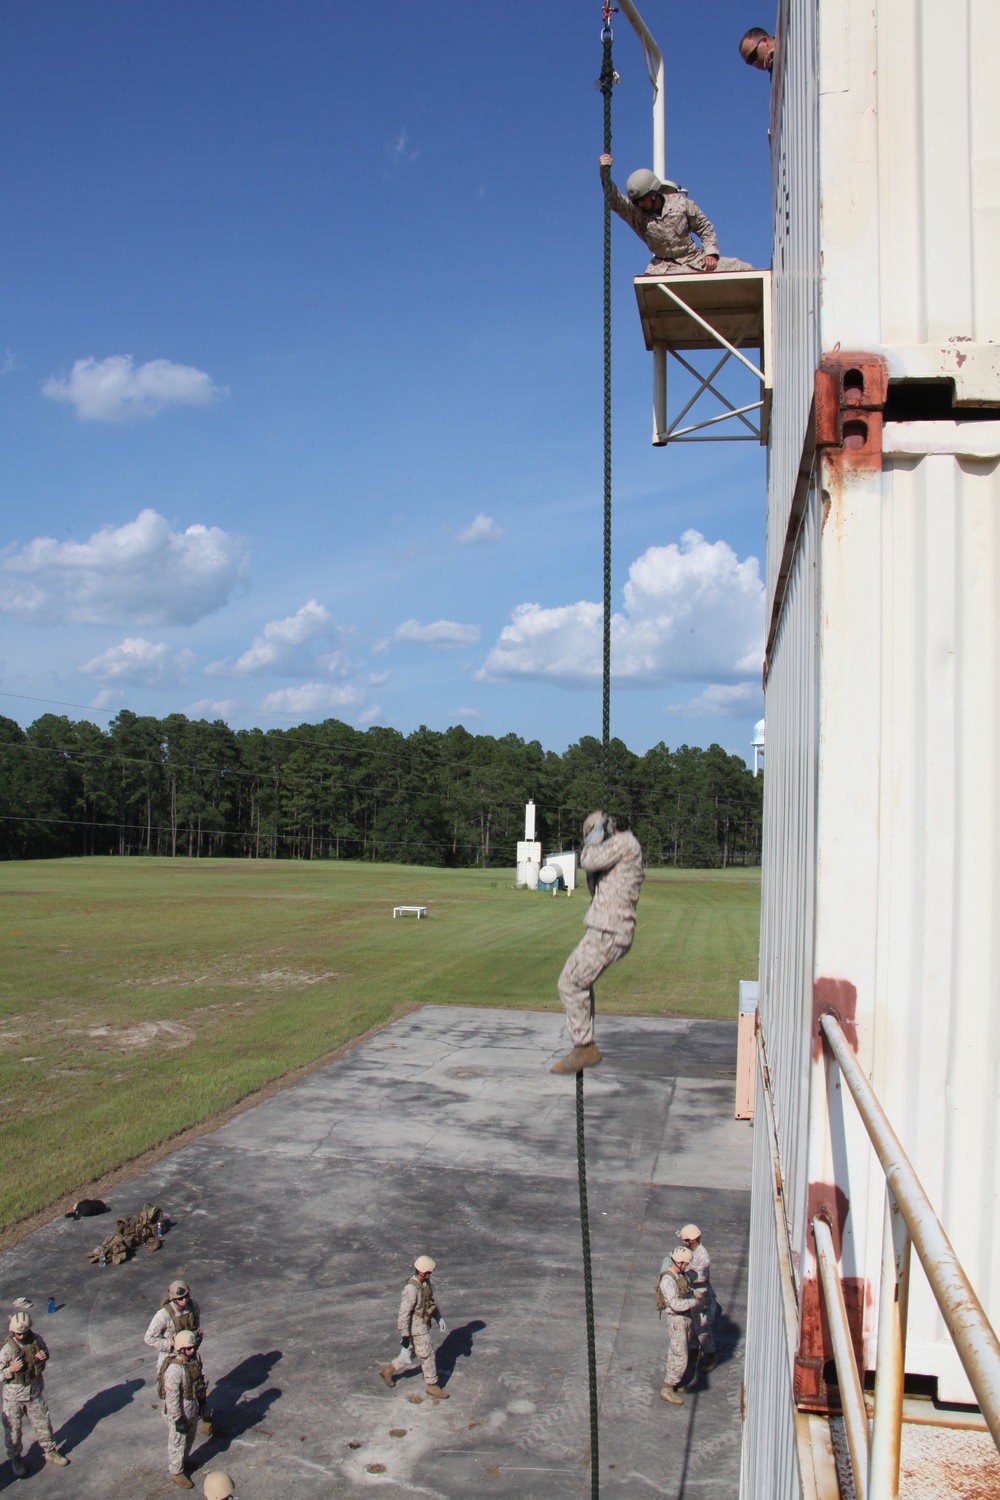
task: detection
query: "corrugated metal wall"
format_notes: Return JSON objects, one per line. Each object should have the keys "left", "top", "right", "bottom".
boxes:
{"left": 759, "top": 479, "right": 820, "bottom": 1256}
{"left": 766, "top": 0, "right": 820, "bottom": 614}
{"left": 741, "top": 1056, "right": 804, "bottom": 1500}
{"left": 872, "top": 436, "right": 1000, "bottom": 1395}
{"left": 751, "top": 0, "right": 1000, "bottom": 1430}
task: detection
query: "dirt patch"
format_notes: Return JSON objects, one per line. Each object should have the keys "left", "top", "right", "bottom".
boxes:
{"left": 85, "top": 1021, "right": 196, "bottom": 1050}
{"left": 0, "top": 1003, "right": 418, "bottom": 1254}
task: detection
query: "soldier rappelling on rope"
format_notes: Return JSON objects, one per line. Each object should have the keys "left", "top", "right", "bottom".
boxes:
{"left": 551, "top": 811, "right": 644, "bottom": 1074}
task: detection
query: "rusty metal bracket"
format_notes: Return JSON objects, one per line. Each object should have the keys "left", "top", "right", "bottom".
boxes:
{"left": 815, "top": 352, "right": 889, "bottom": 470}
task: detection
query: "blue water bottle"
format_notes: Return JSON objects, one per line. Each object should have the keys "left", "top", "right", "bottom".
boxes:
{"left": 47, "top": 1297, "right": 56, "bottom": 1314}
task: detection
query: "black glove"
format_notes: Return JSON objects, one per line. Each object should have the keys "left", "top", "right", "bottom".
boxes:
{"left": 586, "top": 870, "right": 601, "bottom": 898}
{"left": 174, "top": 1420, "right": 188, "bottom": 1434}
{"left": 400, "top": 1336, "right": 412, "bottom": 1350}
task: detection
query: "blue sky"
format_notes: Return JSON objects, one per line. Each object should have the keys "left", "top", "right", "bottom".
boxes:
{"left": 1, "top": 1, "right": 773, "bottom": 761}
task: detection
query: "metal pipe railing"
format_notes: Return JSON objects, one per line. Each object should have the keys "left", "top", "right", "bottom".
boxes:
{"left": 616, "top": 0, "right": 664, "bottom": 179}
{"left": 819, "top": 1012, "right": 1000, "bottom": 1454}
{"left": 812, "top": 1214, "right": 870, "bottom": 1495}
{"left": 869, "top": 1186, "right": 911, "bottom": 1499}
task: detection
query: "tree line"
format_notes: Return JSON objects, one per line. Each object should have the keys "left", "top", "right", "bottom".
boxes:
{"left": 0, "top": 710, "right": 763, "bottom": 868}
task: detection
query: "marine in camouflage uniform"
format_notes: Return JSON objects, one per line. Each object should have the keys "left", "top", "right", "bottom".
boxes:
{"left": 552, "top": 812, "right": 644, "bottom": 1072}
{"left": 145, "top": 1279, "right": 203, "bottom": 1374}
{"left": 601, "top": 157, "right": 752, "bottom": 275}
{"left": 1, "top": 1312, "right": 69, "bottom": 1472}
{"left": 159, "top": 1330, "right": 207, "bottom": 1489}
{"left": 679, "top": 1224, "right": 718, "bottom": 1369}
{"left": 657, "top": 1248, "right": 703, "bottom": 1404}
{"left": 379, "top": 1256, "right": 449, "bottom": 1398}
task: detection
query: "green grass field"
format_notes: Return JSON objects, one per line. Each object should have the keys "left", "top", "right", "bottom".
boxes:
{"left": 0, "top": 858, "right": 760, "bottom": 1227}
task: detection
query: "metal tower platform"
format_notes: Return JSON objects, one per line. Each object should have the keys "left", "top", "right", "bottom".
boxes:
{"left": 633, "top": 268, "right": 772, "bottom": 446}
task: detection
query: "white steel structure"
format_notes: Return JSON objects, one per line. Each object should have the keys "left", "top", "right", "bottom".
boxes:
{"left": 742, "top": 0, "right": 1000, "bottom": 1496}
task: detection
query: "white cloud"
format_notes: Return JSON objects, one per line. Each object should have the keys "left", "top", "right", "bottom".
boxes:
{"left": 395, "top": 618, "right": 481, "bottom": 648}
{"left": 477, "top": 531, "right": 763, "bottom": 686}
{"left": 79, "top": 637, "right": 194, "bottom": 687}
{"left": 665, "top": 683, "right": 762, "bottom": 717}
{"left": 0, "top": 509, "right": 248, "bottom": 626}
{"left": 356, "top": 705, "right": 382, "bottom": 726}
{"left": 207, "top": 600, "right": 338, "bottom": 678}
{"left": 368, "top": 670, "right": 391, "bottom": 685}
{"left": 451, "top": 706, "right": 483, "bottom": 720}
{"left": 387, "top": 127, "right": 419, "bottom": 167}
{"left": 456, "top": 513, "right": 504, "bottom": 546}
{"left": 260, "top": 683, "right": 367, "bottom": 718}
{"left": 184, "top": 697, "right": 241, "bottom": 719}
{"left": 88, "top": 688, "right": 125, "bottom": 711}
{"left": 41, "top": 354, "right": 225, "bottom": 422}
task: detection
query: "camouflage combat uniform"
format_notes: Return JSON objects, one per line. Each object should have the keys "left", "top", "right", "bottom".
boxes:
{"left": 390, "top": 1276, "right": 441, "bottom": 1388}
{"left": 607, "top": 179, "right": 752, "bottom": 275}
{"left": 687, "top": 1242, "right": 718, "bottom": 1358}
{"left": 145, "top": 1296, "right": 202, "bottom": 1374}
{"left": 160, "top": 1351, "right": 207, "bottom": 1477}
{"left": 0, "top": 1331, "right": 60, "bottom": 1463}
{"left": 558, "top": 829, "right": 644, "bottom": 1046}
{"left": 658, "top": 1260, "right": 700, "bottom": 1387}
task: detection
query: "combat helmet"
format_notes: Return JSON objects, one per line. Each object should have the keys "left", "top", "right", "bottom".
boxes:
{"left": 9, "top": 1312, "right": 31, "bottom": 1336}
{"left": 671, "top": 1246, "right": 693, "bottom": 1266}
{"left": 414, "top": 1255, "right": 436, "bottom": 1274}
{"left": 173, "top": 1330, "right": 199, "bottom": 1350}
{"left": 626, "top": 168, "right": 679, "bottom": 203}
{"left": 203, "top": 1474, "right": 236, "bottom": 1500}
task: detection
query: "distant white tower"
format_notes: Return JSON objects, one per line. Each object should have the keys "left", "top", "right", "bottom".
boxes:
{"left": 516, "top": 799, "right": 541, "bottom": 888}
{"left": 752, "top": 718, "right": 765, "bottom": 777}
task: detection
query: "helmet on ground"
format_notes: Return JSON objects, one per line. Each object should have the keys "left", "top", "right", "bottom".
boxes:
{"left": 678, "top": 1223, "right": 702, "bottom": 1241}
{"left": 671, "top": 1246, "right": 693, "bottom": 1266}
{"left": 9, "top": 1312, "right": 31, "bottom": 1335}
{"left": 203, "top": 1474, "right": 236, "bottom": 1500}
{"left": 414, "top": 1255, "right": 436, "bottom": 1274}
{"left": 173, "top": 1330, "right": 199, "bottom": 1350}
{"left": 626, "top": 168, "right": 679, "bottom": 202}
{"left": 168, "top": 1280, "right": 190, "bottom": 1299}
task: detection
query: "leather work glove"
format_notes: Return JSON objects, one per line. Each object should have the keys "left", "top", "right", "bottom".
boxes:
{"left": 583, "top": 818, "right": 607, "bottom": 847}
{"left": 436, "top": 1317, "right": 447, "bottom": 1333}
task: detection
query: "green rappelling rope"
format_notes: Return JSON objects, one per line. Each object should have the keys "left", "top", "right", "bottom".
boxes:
{"left": 572, "top": 16, "right": 618, "bottom": 1499}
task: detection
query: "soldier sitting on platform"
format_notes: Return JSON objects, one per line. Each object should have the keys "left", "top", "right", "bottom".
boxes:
{"left": 599, "top": 154, "right": 752, "bottom": 276}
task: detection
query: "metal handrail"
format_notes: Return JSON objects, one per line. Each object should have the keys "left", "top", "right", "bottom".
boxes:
{"left": 819, "top": 1012, "right": 1000, "bottom": 1466}
{"left": 812, "top": 1214, "right": 870, "bottom": 1493}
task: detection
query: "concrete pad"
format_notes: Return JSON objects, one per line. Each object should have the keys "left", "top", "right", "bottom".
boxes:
{"left": 0, "top": 1007, "right": 752, "bottom": 1497}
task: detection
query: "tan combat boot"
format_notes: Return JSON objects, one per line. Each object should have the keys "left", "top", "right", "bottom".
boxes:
{"left": 550, "top": 1043, "right": 602, "bottom": 1075}
{"left": 11, "top": 1456, "right": 27, "bottom": 1478}
{"left": 660, "top": 1384, "right": 684, "bottom": 1404}
{"left": 45, "top": 1451, "right": 69, "bottom": 1466}
{"left": 171, "top": 1476, "right": 194, "bottom": 1490}
{"left": 379, "top": 1364, "right": 396, "bottom": 1388}
{"left": 425, "top": 1384, "right": 449, "bottom": 1399}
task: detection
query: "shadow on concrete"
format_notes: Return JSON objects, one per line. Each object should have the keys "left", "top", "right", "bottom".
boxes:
{"left": 207, "top": 1350, "right": 283, "bottom": 1443}
{"left": 54, "top": 1377, "right": 145, "bottom": 1453}
{"left": 434, "top": 1319, "right": 487, "bottom": 1386}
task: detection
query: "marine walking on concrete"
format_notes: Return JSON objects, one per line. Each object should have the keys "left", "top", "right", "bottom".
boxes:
{"left": 678, "top": 1223, "right": 718, "bottom": 1372}
{"left": 656, "top": 1246, "right": 706, "bottom": 1405}
{"left": 0, "top": 1311, "right": 69, "bottom": 1474}
{"left": 159, "top": 1329, "right": 209, "bottom": 1489}
{"left": 552, "top": 811, "right": 644, "bottom": 1074}
{"left": 145, "top": 1279, "right": 203, "bottom": 1375}
{"left": 379, "top": 1255, "right": 449, "bottom": 1399}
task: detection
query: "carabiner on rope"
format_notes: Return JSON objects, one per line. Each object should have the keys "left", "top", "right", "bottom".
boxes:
{"left": 601, "top": 2, "right": 617, "bottom": 41}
